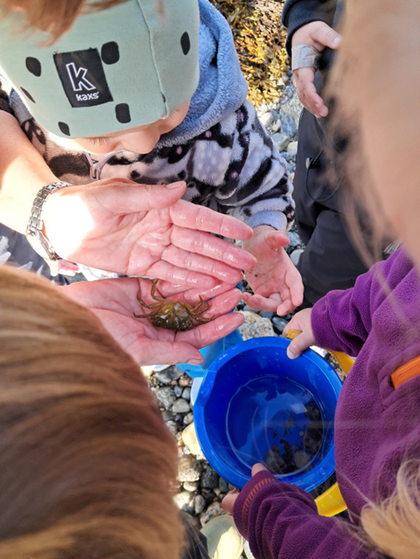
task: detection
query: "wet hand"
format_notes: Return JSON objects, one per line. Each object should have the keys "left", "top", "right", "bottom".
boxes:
{"left": 242, "top": 226, "right": 304, "bottom": 315}
{"left": 44, "top": 178, "right": 256, "bottom": 289}
{"left": 64, "top": 277, "right": 244, "bottom": 366}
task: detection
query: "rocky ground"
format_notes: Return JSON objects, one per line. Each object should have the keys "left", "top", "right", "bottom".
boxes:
{"left": 144, "top": 74, "right": 316, "bottom": 548}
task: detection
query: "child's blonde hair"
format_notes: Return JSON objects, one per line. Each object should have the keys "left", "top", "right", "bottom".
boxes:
{"left": 0, "top": 265, "right": 182, "bottom": 559}
{"left": 1, "top": 0, "right": 129, "bottom": 41}
{"left": 329, "top": 1, "right": 420, "bottom": 557}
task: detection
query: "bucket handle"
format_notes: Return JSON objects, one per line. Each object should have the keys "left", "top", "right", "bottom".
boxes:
{"left": 286, "top": 330, "right": 354, "bottom": 375}
{"left": 286, "top": 329, "right": 351, "bottom": 517}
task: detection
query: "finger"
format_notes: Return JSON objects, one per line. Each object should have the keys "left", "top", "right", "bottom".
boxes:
{"left": 222, "top": 491, "right": 239, "bottom": 514}
{"left": 126, "top": 337, "right": 203, "bottom": 366}
{"left": 171, "top": 225, "right": 257, "bottom": 271}
{"left": 276, "top": 298, "right": 295, "bottom": 317}
{"left": 251, "top": 463, "right": 268, "bottom": 476}
{"left": 242, "top": 292, "right": 281, "bottom": 312}
{"left": 158, "top": 281, "right": 236, "bottom": 303}
{"left": 264, "top": 231, "right": 290, "bottom": 250}
{"left": 102, "top": 180, "right": 187, "bottom": 212}
{"left": 296, "top": 74, "right": 328, "bottom": 117}
{"left": 311, "top": 22, "right": 342, "bottom": 50}
{"left": 286, "top": 331, "right": 314, "bottom": 359}
{"left": 178, "top": 306, "right": 244, "bottom": 349}
{"left": 158, "top": 244, "right": 246, "bottom": 284}
{"left": 143, "top": 260, "right": 220, "bottom": 289}
{"left": 171, "top": 200, "right": 253, "bottom": 240}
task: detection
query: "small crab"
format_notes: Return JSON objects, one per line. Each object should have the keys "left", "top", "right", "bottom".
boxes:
{"left": 133, "top": 278, "right": 214, "bottom": 331}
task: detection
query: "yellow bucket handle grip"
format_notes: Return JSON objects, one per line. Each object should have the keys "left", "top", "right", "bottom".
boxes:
{"left": 285, "top": 329, "right": 350, "bottom": 516}
{"left": 286, "top": 329, "right": 353, "bottom": 376}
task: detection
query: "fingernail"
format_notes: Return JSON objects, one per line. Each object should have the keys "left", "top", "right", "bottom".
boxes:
{"left": 166, "top": 181, "right": 185, "bottom": 189}
{"left": 188, "top": 358, "right": 202, "bottom": 365}
{"left": 333, "top": 36, "right": 342, "bottom": 46}
{"left": 287, "top": 348, "right": 296, "bottom": 360}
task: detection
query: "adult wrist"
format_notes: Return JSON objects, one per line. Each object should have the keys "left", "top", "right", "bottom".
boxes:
{"left": 25, "top": 181, "right": 73, "bottom": 274}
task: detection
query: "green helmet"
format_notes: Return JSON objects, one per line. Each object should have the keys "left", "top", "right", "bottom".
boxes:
{"left": 0, "top": 0, "right": 200, "bottom": 138}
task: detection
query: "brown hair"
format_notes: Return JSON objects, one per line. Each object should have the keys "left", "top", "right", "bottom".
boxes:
{"left": 0, "top": 265, "right": 182, "bottom": 558}
{"left": 328, "top": 1, "right": 420, "bottom": 556}
{"left": 0, "top": 0, "right": 129, "bottom": 42}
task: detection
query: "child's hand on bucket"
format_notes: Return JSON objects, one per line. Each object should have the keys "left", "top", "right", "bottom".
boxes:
{"left": 222, "top": 464, "right": 268, "bottom": 514}
{"left": 283, "top": 309, "right": 316, "bottom": 359}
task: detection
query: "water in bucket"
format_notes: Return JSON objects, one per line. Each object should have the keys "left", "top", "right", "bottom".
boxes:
{"left": 226, "top": 375, "right": 326, "bottom": 477}
{"left": 194, "top": 337, "right": 342, "bottom": 491}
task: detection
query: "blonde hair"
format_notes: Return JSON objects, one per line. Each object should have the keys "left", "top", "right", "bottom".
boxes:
{"left": 0, "top": 265, "right": 182, "bottom": 559}
{"left": 0, "top": 0, "right": 129, "bottom": 42}
{"left": 328, "top": 1, "right": 420, "bottom": 557}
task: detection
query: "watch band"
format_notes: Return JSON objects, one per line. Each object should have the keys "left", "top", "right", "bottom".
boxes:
{"left": 26, "top": 180, "right": 72, "bottom": 261}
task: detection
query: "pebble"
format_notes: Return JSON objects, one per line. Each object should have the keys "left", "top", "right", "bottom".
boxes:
{"left": 156, "top": 366, "right": 183, "bottom": 384}
{"left": 174, "top": 385, "right": 183, "bottom": 398}
{"left": 201, "top": 466, "right": 219, "bottom": 489}
{"left": 182, "top": 422, "right": 202, "bottom": 456}
{"left": 272, "top": 316, "right": 289, "bottom": 335}
{"left": 156, "top": 386, "right": 176, "bottom": 409}
{"left": 199, "top": 502, "right": 225, "bottom": 527}
{"left": 182, "top": 387, "right": 191, "bottom": 400}
{"left": 260, "top": 111, "right": 274, "bottom": 128}
{"left": 174, "top": 491, "right": 195, "bottom": 515}
{"left": 183, "top": 412, "right": 194, "bottom": 426}
{"left": 219, "top": 478, "right": 229, "bottom": 493}
{"left": 238, "top": 310, "right": 276, "bottom": 340}
{"left": 178, "top": 455, "right": 202, "bottom": 483}
{"left": 272, "top": 132, "right": 290, "bottom": 152}
{"left": 184, "top": 481, "right": 199, "bottom": 492}
{"left": 172, "top": 398, "right": 191, "bottom": 414}
{"left": 287, "top": 141, "right": 298, "bottom": 158}
{"left": 194, "top": 494, "right": 206, "bottom": 515}
{"left": 179, "top": 376, "right": 191, "bottom": 387}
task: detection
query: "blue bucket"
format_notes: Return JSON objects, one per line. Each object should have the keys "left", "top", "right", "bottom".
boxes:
{"left": 193, "top": 337, "right": 343, "bottom": 491}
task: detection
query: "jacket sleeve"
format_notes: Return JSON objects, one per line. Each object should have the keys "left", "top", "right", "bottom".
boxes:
{"left": 282, "top": 0, "right": 338, "bottom": 55}
{"left": 202, "top": 101, "right": 295, "bottom": 232}
{"left": 311, "top": 248, "right": 414, "bottom": 356}
{"left": 233, "top": 470, "right": 383, "bottom": 559}
{"left": 0, "top": 80, "right": 14, "bottom": 115}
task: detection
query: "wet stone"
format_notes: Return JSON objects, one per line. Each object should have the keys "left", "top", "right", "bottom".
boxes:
{"left": 183, "top": 481, "right": 199, "bottom": 492}
{"left": 156, "top": 366, "right": 183, "bottom": 384}
{"left": 201, "top": 466, "right": 219, "bottom": 489}
{"left": 172, "top": 398, "right": 191, "bottom": 414}
{"left": 219, "top": 477, "right": 229, "bottom": 493}
{"left": 272, "top": 316, "right": 289, "bottom": 335}
{"left": 174, "top": 385, "right": 183, "bottom": 398}
{"left": 182, "top": 387, "right": 191, "bottom": 401}
{"left": 156, "top": 386, "right": 176, "bottom": 409}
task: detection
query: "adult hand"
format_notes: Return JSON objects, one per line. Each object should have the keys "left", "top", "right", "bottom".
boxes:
{"left": 292, "top": 21, "right": 342, "bottom": 118}
{"left": 222, "top": 464, "right": 268, "bottom": 514}
{"left": 64, "top": 277, "right": 244, "bottom": 366}
{"left": 44, "top": 179, "right": 256, "bottom": 288}
{"left": 242, "top": 226, "right": 304, "bottom": 315}
{"left": 282, "top": 308, "right": 315, "bottom": 358}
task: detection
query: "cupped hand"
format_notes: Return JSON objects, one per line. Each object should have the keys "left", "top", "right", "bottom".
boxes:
{"left": 222, "top": 464, "right": 269, "bottom": 514}
{"left": 242, "top": 226, "right": 304, "bottom": 315}
{"left": 44, "top": 178, "right": 256, "bottom": 288}
{"left": 64, "top": 277, "right": 244, "bottom": 366}
{"left": 292, "top": 21, "right": 342, "bottom": 118}
{"left": 282, "top": 308, "right": 315, "bottom": 358}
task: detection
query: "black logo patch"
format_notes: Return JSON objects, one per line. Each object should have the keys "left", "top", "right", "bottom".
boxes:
{"left": 54, "top": 48, "right": 113, "bottom": 108}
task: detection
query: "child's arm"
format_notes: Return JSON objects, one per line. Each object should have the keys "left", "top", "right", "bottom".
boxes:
{"left": 201, "top": 101, "right": 303, "bottom": 314}
{"left": 286, "top": 248, "right": 414, "bottom": 357}
{"left": 224, "top": 466, "right": 379, "bottom": 559}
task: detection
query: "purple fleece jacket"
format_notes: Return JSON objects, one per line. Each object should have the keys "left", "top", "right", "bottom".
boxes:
{"left": 233, "top": 247, "right": 420, "bottom": 558}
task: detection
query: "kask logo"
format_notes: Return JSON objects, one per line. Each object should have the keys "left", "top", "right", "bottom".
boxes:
{"left": 55, "top": 48, "right": 113, "bottom": 108}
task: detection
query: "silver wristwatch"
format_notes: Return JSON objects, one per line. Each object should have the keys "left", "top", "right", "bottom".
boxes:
{"left": 26, "top": 181, "right": 72, "bottom": 275}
